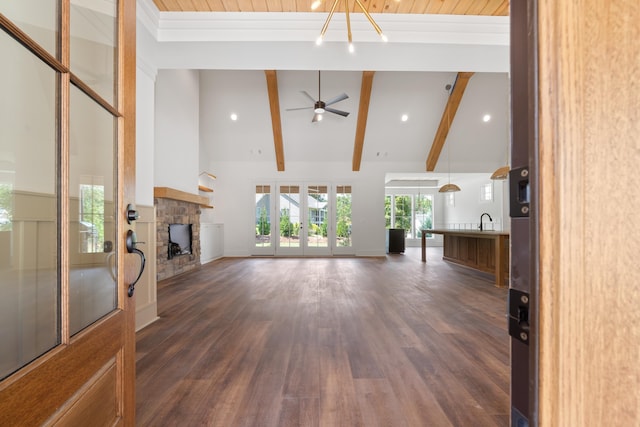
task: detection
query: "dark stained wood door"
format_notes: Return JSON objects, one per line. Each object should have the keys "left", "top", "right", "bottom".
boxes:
{"left": 0, "top": 1, "right": 137, "bottom": 425}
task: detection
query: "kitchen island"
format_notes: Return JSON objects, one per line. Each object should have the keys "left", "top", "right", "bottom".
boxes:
{"left": 422, "top": 229, "right": 509, "bottom": 287}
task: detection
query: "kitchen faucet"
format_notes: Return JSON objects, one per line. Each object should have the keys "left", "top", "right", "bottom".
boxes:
{"left": 479, "top": 213, "right": 493, "bottom": 231}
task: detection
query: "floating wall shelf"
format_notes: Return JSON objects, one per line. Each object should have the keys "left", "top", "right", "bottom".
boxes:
{"left": 154, "top": 187, "right": 210, "bottom": 206}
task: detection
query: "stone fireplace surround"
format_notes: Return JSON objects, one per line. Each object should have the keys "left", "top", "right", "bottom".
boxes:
{"left": 154, "top": 187, "right": 209, "bottom": 281}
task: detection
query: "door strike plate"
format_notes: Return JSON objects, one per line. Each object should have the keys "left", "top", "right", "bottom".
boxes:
{"left": 508, "top": 288, "right": 530, "bottom": 345}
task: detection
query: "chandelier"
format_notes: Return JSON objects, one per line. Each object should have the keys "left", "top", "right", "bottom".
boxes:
{"left": 314, "top": 0, "right": 388, "bottom": 53}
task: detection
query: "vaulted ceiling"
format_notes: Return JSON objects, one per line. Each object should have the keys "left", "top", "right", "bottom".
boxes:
{"left": 140, "top": 0, "right": 511, "bottom": 175}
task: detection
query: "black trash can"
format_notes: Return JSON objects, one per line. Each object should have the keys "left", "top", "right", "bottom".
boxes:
{"left": 386, "top": 228, "right": 405, "bottom": 254}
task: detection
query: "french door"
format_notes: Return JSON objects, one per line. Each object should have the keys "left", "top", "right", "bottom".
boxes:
{"left": 277, "top": 183, "right": 331, "bottom": 256}
{"left": 0, "top": 1, "right": 137, "bottom": 425}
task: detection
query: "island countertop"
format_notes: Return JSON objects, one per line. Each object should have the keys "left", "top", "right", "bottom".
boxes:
{"left": 421, "top": 229, "right": 509, "bottom": 287}
{"left": 424, "top": 229, "right": 509, "bottom": 237}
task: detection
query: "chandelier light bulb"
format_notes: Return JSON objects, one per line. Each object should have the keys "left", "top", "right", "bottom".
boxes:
{"left": 348, "top": 43, "right": 355, "bottom": 53}
{"left": 317, "top": 0, "right": 385, "bottom": 49}
{"left": 311, "top": 0, "right": 321, "bottom": 10}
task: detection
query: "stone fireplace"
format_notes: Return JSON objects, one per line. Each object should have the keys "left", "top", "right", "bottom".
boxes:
{"left": 154, "top": 187, "right": 208, "bottom": 281}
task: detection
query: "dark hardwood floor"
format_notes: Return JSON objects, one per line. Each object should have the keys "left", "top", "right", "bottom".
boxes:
{"left": 136, "top": 248, "right": 509, "bottom": 426}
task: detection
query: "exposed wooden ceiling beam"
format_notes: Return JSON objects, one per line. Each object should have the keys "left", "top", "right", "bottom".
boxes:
{"left": 264, "top": 70, "right": 285, "bottom": 171}
{"left": 352, "top": 71, "right": 375, "bottom": 172}
{"left": 425, "top": 72, "right": 474, "bottom": 171}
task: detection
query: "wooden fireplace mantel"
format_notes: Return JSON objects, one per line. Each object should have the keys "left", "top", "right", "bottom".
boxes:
{"left": 153, "top": 187, "right": 210, "bottom": 207}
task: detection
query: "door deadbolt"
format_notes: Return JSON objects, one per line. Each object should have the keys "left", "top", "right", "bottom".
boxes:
{"left": 126, "top": 203, "right": 139, "bottom": 224}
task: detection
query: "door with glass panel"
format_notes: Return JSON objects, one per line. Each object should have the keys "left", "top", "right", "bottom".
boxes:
{"left": 333, "top": 185, "right": 354, "bottom": 255}
{"left": 0, "top": 1, "right": 137, "bottom": 425}
{"left": 254, "top": 184, "right": 275, "bottom": 255}
{"left": 276, "top": 184, "right": 331, "bottom": 256}
{"left": 304, "top": 184, "right": 331, "bottom": 256}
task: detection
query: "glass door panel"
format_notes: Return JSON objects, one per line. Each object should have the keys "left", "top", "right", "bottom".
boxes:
{"left": 335, "top": 185, "right": 353, "bottom": 251}
{"left": 277, "top": 185, "right": 301, "bottom": 254}
{"left": 68, "top": 85, "right": 117, "bottom": 336}
{"left": 70, "top": 0, "right": 117, "bottom": 105}
{"left": 306, "top": 185, "right": 328, "bottom": 249}
{"left": 0, "top": 31, "right": 59, "bottom": 380}
{"left": 394, "top": 195, "right": 413, "bottom": 238}
{"left": 415, "top": 193, "right": 434, "bottom": 238}
{"left": 254, "top": 184, "right": 274, "bottom": 254}
{"left": 0, "top": 1, "right": 58, "bottom": 58}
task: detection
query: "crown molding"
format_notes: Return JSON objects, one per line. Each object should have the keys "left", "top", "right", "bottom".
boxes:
{"left": 137, "top": 0, "right": 160, "bottom": 39}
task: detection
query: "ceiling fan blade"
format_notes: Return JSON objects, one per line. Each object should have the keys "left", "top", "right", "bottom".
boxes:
{"left": 325, "top": 92, "right": 349, "bottom": 106}
{"left": 301, "top": 90, "right": 317, "bottom": 103}
{"left": 312, "top": 113, "right": 322, "bottom": 123}
{"left": 325, "top": 107, "right": 350, "bottom": 117}
{"left": 286, "top": 106, "right": 313, "bottom": 111}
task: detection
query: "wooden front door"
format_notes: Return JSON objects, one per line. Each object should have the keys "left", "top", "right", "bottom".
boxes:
{"left": 0, "top": 1, "right": 137, "bottom": 425}
{"left": 535, "top": 0, "right": 640, "bottom": 425}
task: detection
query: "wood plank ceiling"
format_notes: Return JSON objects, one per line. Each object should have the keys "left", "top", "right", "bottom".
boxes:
{"left": 152, "top": 0, "right": 509, "bottom": 171}
{"left": 152, "top": 0, "right": 509, "bottom": 16}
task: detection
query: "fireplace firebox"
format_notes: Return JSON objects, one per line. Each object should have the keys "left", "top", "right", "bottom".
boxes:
{"left": 168, "top": 223, "right": 192, "bottom": 259}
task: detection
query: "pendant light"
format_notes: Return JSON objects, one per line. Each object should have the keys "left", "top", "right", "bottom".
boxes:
{"left": 490, "top": 166, "right": 509, "bottom": 180}
{"left": 439, "top": 83, "right": 461, "bottom": 193}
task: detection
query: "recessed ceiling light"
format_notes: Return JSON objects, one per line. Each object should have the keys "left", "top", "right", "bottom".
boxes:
{"left": 230, "top": 113, "right": 238, "bottom": 121}
{"left": 401, "top": 114, "right": 408, "bottom": 122}
{"left": 483, "top": 114, "right": 491, "bottom": 122}
{"left": 311, "top": 0, "right": 321, "bottom": 10}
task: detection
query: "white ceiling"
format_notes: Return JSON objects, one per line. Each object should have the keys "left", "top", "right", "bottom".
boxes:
{"left": 139, "top": 0, "right": 511, "bottom": 175}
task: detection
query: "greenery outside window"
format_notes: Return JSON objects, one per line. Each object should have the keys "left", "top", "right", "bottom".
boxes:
{"left": 385, "top": 192, "right": 434, "bottom": 239}
{"left": 394, "top": 195, "right": 412, "bottom": 238}
{"left": 79, "top": 180, "right": 105, "bottom": 254}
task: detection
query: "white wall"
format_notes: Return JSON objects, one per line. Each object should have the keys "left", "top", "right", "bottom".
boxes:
{"left": 204, "top": 158, "right": 437, "bottom": 257}
{"left": 136, "top": 62, "right": 156, "bottom": 206}
{"left": 154, "top": 69, "right": 200, "bottom": 194}
{"left": 441, "top": 174, "right": 510, "bottom": 231}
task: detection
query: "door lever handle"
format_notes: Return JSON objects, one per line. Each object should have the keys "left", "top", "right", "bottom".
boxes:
{"left": 126, "top": 230, "right": 146, "bottom": 297}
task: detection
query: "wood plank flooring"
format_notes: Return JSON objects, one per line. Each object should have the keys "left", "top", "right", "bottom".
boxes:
{"left": 136, "top": 248, "right": 509, "bottom": 426}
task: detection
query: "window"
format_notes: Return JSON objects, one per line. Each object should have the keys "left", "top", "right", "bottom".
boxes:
{"left": 385, "top": 192, "right": 435, "bottom": 239}
{"left": 79, "top": 179, "right": 105, "bottom": 253}
{"left": 384, "top": 195, "right": 392, "bottom": 228}
{"left": 0, "top": 183, "right": 13, "bottom": 231}
{"left": 415, "top": 194, "right": 434, "bottom": 238}
{"left": 480, "top": 182, "right": 493, "bottom": 202}
{"left": 394, "top": 195, "right": 413, "bottom": 238}
{"left": 255, "top": 185, "right": 272, "bottom": 247}
{"left": 336, "top": 185, "right": 352, "bottom": 247}
{"left": 307, "top": 185, "right": 328, "bottom": 249}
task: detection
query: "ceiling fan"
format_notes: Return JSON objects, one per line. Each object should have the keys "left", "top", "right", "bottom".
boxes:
{"left": 286, "top": 71, "right": 350, "bottom": 122}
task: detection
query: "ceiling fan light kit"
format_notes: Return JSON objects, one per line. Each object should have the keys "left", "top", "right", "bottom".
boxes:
{"left": 316, "top": 0, "right": 387, "bottom": 51}
{"left": 286, "top": 71, "right": 350, "bottom": 122}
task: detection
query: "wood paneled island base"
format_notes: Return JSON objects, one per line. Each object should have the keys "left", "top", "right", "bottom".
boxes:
{"left": 422, "top": 229, "right": 509, "bottom": 287}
